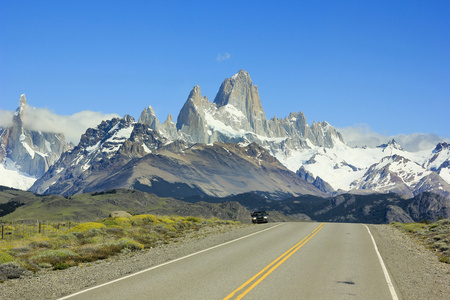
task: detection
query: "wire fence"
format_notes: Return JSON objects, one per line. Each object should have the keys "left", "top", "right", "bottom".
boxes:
{"left": 0, "top": 221, "right": 81, "bottom": 240}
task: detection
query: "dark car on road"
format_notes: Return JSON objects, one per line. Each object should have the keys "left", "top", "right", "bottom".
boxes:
{"left": 251, "top": 211, "right": 269, "bottom": 223}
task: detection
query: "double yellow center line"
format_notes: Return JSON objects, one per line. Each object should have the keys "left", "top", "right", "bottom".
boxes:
{"left": 223, "top": 222, "right": 325, "bottom": 300}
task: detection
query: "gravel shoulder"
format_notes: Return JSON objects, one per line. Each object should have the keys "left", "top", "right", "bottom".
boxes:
{"left": 369, "top": 224, "right": 450, "bottom": 300}
{"left": 1, "top": 223, "right": 449, "bottom": 300}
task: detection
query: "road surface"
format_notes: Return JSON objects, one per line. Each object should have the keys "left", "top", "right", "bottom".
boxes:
{"left": 60, "top": 222, "right": 399, "bottom": 300}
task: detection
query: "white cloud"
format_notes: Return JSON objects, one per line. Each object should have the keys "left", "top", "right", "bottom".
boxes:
{"left": 15, "top": 105, "right": 119, "bottom": 144}
{"left": 0, "top": 110, "right": 14, "bottom": 127}
{"left": 338, "top": 124, "right": 450, "bottom": 152}
{"left": 217, "top": 52, "right": 231, "bottom": 62}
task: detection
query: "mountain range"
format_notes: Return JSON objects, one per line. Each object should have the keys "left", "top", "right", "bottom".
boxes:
{"left": 1, "top": 70, "right": 450, "bottom": 204}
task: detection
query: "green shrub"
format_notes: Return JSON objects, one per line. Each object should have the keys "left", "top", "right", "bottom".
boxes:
{"left": 29, "top": 240, "right": 52, "bottom": 249}
{"left": 53, "top": 262, "right": 71, "bottom": 270}
{"left": 101, "top": 219, "right": 121, "bottom": 227}
{"left": 186, "top": 216, "right": 202, "bottom": 223}
{"left": 31, "top": 249, "right": 78, "bottom": 264}
{"left": 57, "top": 233, "right": 78, "bottom": 241}
{"left": 0, "top": 251, "right": 15, "bottom": 264}
{"left": 400, "top": 223, "right": 426, "bottom": 233}
{"left": 117, "top": 238, "right": 144, "bottom": 251}
{"left": 102, "top": 226, "right": 124, "bottom": 235}
{"left": 439, "top": 256, "right": 450, "bottom": 264}
{"left": 76, "top": 244, "right": 120, "bottom": 261}
{"left": 132, "top": 232, "right": 160, "bottom": 248}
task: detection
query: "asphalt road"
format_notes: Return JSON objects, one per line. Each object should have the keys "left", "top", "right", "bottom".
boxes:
{"left": 60, "top": 222, "right": 398, "bottom": 300}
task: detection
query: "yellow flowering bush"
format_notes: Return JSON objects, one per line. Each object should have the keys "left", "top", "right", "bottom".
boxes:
{"left": 67, "top": 222, "right": 106, "bottom": 233}
{"left": 130, "top": 214, "right": 158, "bottom": 225}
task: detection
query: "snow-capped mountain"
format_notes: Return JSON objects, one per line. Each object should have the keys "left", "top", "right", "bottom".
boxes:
{"left": 0, "top": 95, "right": 71, "bottom": 189}
{"left": 141, "top": 70, "right": 343, "bottom": 152}
{"left": 423, "top": 143, "right": 450, "bottom": 183}
{"left": 29, "top": 115, "right": 170, "bottom": 195}
{"left": 350, "top": 154, "right": 449, "bottom": 198}
{"left": 5, "top": 70, "right": 450, "bottom": 201}
{"left": 276, "top": 139, "right": 450, "bottom": 198}
{"left": 29, "top": 114, "right": 324, "bottom": 198}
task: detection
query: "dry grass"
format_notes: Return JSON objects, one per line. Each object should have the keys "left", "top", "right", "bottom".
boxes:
{"left": 0, "top": 214, "right": 239, "bottom": 281}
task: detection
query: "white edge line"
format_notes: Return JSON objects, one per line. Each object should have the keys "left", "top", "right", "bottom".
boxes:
{"left": 364, "top": 225, "right": 399, "bottom": 300}
{"left": 58, "top": 223, "right": 283, "bottom": 300}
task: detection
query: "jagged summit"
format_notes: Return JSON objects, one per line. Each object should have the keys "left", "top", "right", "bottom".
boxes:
{"left": 152, "top": 70, "right": 344, "bottom": 148}
{"left": 231, "top": 69, "right": 251, "bottom": 80}
{"left": 18, "top": 94, "right": 27, "bottom": 110}
{"left": 213, "top": 70, "right": 267, "bottom": 135}
{"left": 139, "top": 106, "right": 159, "bottom": 128}
{"left": 0, "top": 95, "right": 71, "bottom": 187}
{"left": 14, "top": 94, "right": 28, "bottom": 121}
{"left": 377, "top": 139, "right": 404, "bottom": 151}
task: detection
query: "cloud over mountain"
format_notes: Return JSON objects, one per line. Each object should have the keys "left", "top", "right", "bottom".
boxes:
{"left": 0, "top": 110, "right": 13, "bottom": 128}
{"left": 1, "top": 105, "right": 119, "bottom": 144}
{"left": 338, "top": 124, "right": 450, "bottom": 152}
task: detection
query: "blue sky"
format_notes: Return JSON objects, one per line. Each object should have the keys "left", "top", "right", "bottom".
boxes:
{"left": 1, "top": 0, "right": 449, "bottom": 145}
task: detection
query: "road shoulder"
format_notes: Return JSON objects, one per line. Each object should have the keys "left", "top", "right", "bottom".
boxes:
{"left": 369, "top": 224, "right": 450, "bottom": 300}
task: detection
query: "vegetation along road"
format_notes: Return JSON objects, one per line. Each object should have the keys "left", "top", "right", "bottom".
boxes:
{"left": 59, "top": 222, "right": 400, "bottom": 300}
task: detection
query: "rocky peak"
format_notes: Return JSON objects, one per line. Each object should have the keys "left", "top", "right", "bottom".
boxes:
{"left": 176, "top": 85, "right": 211, "bottom": 142}
{"left": 164, "top": 114, "right": 174, "bottom": 124}
{"left": 12, "top": 94, "right": 28, "bottom": 127}
{"left": 139, "top": 106, "right": 159, "bottom": 129}
{"left": 433, "top": 142, "right": 449, "bottom": 153}
{"left": 123, "top": 114, "right": 135, "bottom": 124}
{"left": 187, "top": 85, "right": 209, "bottom": 109}
{"left": 16, "top": 94, "right": 27, "bottom": 118}
{"left": 213, "top": 70, "right": 267, "bottom": 135}
{"left": 377, "top": 139, "right": 404, "bottom": 151}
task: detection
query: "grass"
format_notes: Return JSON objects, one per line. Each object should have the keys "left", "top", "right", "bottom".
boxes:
{"left": 0, "top": 214, "right": 240, "bottom": 281}
{"left": 392, "top": 219, "right": 450, "bottom": 264}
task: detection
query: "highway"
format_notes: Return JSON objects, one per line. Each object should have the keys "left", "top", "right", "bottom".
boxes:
{"left": 59, "top": 222, "right": 398, "bottom": 300}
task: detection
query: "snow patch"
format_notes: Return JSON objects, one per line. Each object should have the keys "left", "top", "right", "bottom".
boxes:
{"left": 0, "top": 158, "right": 37, "bottom": 190}
{"left": 45, "top": 140, "right": 52, "bottom": 152}
{"left": 21, "top": 142, "right": 35, "bottom": 158}
{"left": 142, "top": 144, "right": 152, "bottom": 154}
